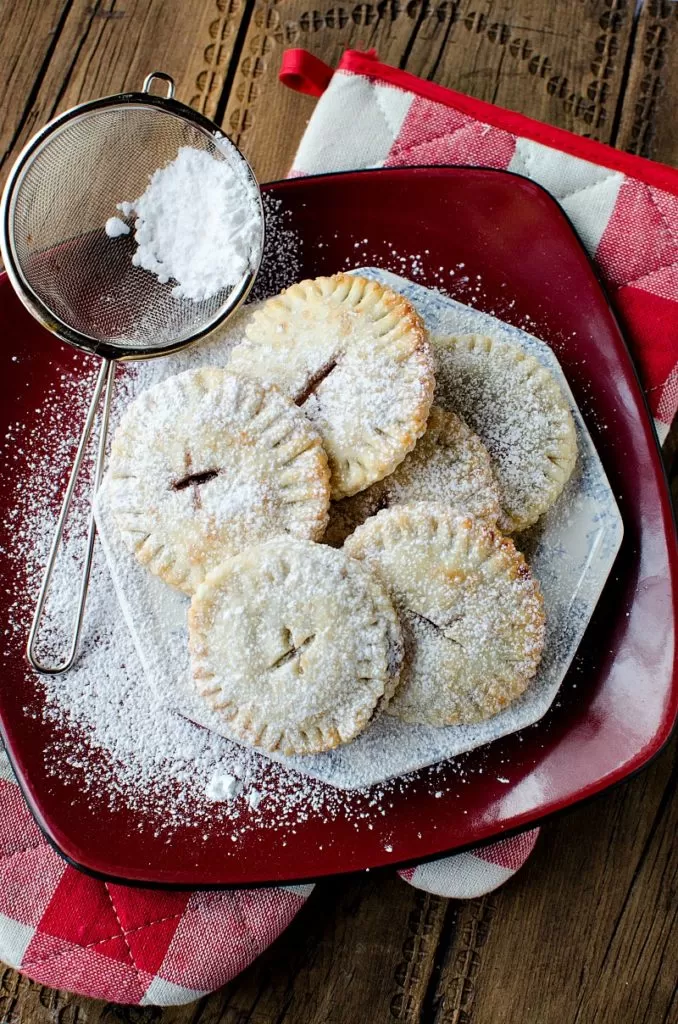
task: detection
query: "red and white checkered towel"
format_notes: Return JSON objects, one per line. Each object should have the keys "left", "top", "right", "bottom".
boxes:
{"left": 3, "top": 49, "right": 676, "bottom": 1005}
{"left": 0, "top": 749, "right": 312, "bottom": 1005}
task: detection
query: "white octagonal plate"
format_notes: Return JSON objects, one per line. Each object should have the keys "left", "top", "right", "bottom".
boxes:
{"left": 95, "top": 269, "right": 623, "bottom": 790}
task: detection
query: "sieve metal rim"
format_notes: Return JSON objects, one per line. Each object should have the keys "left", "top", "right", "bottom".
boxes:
{"left": 0, "top": 88, "right": 265, "bottom": 361}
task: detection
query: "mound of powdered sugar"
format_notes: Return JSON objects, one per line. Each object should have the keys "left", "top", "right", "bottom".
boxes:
{"left": 112, "top": 145, "right": 261, "bottom": 301}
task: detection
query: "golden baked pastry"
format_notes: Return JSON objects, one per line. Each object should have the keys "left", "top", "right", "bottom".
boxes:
{"left": 228, "top": 274, "right": 435, "bottom": 499}
{"left": 324, "top": 406, "right": 500, "bottom": 546}
{"left": 188, "top": 538, "right": 403, "bottom": 755}
{"left": 433, "top": 334, "right": 577, "bottom": 532}
{"left": 107, "top": 368, "right": 330, "bottom": 593}
{"left": 345, "top": 503, "right": 545, "bottom": 726}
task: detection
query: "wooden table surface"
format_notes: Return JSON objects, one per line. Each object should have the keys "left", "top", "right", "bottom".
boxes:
{"left": 0, "top": 1, "right": 676, "bottom": 1022}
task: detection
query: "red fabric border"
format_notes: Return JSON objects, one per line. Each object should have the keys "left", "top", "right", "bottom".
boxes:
{"left": 280, "top": 49, "right": 334, "bottom": 97}
{"left": 337, "top": 50, "right": 678, "bottom": 198}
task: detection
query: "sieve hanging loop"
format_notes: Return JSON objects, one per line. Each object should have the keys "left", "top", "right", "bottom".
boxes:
{"left": 142, "top": 72, "right": 175, "bottom": 99}
{"left": 0, "top": 72, "right": 265, "bottom": 673}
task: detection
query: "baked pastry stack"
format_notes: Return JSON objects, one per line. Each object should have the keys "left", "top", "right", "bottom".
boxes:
{"left": 108, "top": 274, "right": 577, "bottom": 757}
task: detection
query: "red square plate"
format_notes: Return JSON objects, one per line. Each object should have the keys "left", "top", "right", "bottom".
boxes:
{"left": 0, "top": 167, "right": 676, "bottom": 886}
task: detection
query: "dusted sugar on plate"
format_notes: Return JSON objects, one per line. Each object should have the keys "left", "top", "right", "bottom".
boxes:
{"left": 105, "top": 368, "right": 330, "bottom": 594}
{"left": 229, "top": 274, "right": 435, "bottom": 498}
{"left": 188, "top": 538, "right": 403, "bottom": 755}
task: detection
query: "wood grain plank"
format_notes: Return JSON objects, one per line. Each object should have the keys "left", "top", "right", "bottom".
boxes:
{"left": 0, "top": 966, "right": 97, "bottom": 1024}
{"left": 222, "top": 0, "right": 430, "bottom": 183}
{"left": 0, "top": 0, "right": 71, "bottom": 177}
{"left": 405, "top": 0, "right": 633, "bottom": 143}
{"left": 428, "top": 735, "right": 677, "bottom": 1024}
{"left": 0, "top": 0, "right": 253, "bottom": 191}
{"left": 224, "top": 0, "right": 637, "bottom": 182}
{"left": 614, "top": 0, "right": 678, "bottom": 164}
{"left": 572, "top": 751, "right": 678, "bottom": 1024}
{"left": 196, "top": 875, "right": 450, "bottom": 1023}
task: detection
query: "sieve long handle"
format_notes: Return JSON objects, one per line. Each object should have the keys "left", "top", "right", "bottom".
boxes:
{"left": 27, "top": 359, "right": 116, "bottom": 674}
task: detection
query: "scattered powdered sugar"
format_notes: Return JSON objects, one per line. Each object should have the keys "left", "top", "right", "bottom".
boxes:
{"left": 0, "top": 319, "right": 410, "bottom": 837}
{"left": 187, "top": 537, "right": 401, "bottom": 756}
{"left": 433, "top": 337, "right": 576, "bottom": 532}
{"left": 229, "top": 275, "right": 433, "bottom": 503}
{"left": 15, "top": 510, "right": 402, "bottom": 835}
{"left": 248, "top": 787, "right": 263, "bottom": 810}
{"left": 337, "top": 242, "right": 548, "bottom": 335}
{"left": 250, "top": 194, "right": 302, "bottom": 301}
{"left": 104, "top": 216, "right": 130, "bottom": 238}
{"left": 106, "top": 367, "right": 327, "bottom": 593}
{"left": 386, "top": 411, "right": 499, "bottom": 521}
{"left": 111, "top": 146, "right": 261, "bottom": 301}
{"left": 325, "top": 406, "right": 501, "bottom": 546}
{"left": 206, "top": 479, "right": 270, "bottom": 520}
{"left": 345, "top": 505, "right": 544, "bottom": 727}
{"left": 205, "top": 773, "right": 241, "bottom": 802}
{"left": 305, "top": 352, "right": 429, "bottom": 452}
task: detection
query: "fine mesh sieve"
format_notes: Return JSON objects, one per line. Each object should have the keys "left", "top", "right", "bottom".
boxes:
{"left": 1, "top": 72, "right": 265, "bottom": 673}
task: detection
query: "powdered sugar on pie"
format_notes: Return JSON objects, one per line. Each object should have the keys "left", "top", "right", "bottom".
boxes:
{"left": 228, "top": 274, "right": 435, "bottom": 499}
{"left": 188, "top": 538, "right": 403, "bottom": 755}
{"left": 105, "top": 368, "right": 330, "bottom": 593}
{"left": 345, "top": 503, "right": 545, "bottom": 726}
{"left": 433, "top": 334, "right": 577, "bottom": 532}
{"left": 324, "top": 406, "right": 501, "bottom": 546}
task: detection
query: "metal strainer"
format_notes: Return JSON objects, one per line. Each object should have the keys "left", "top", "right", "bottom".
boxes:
{"left": 1, "top": 72, "right": 265, "bottom": 673}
